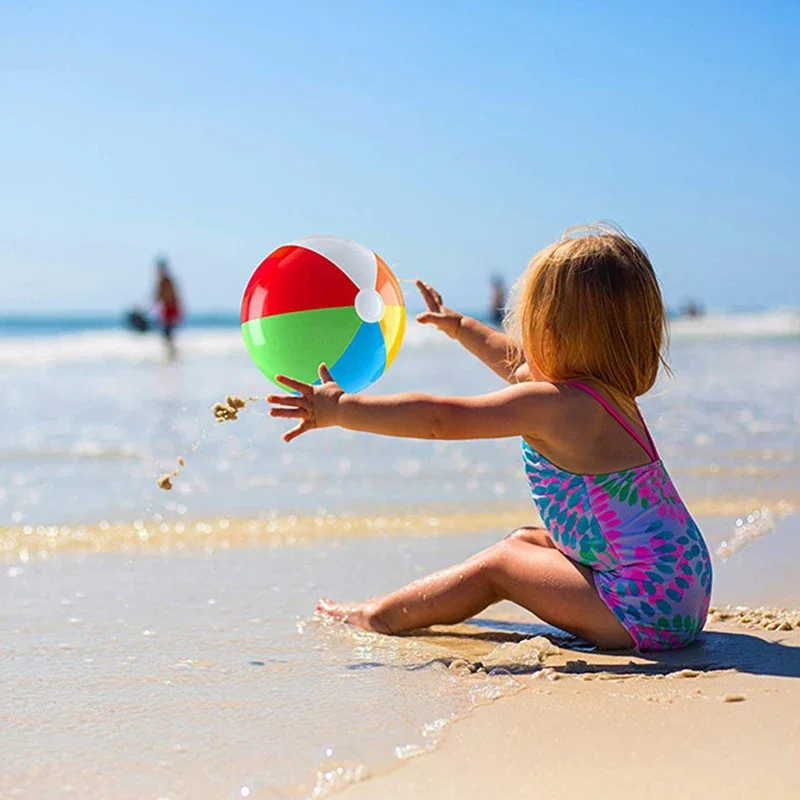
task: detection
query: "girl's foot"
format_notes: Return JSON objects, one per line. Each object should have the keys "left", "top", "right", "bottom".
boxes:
{"left": 316, "top": 597, "right": 392, "bottom": 634}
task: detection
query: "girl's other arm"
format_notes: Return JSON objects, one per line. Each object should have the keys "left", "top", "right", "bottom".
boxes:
{"left": 415, "top": 280, "right": 526, "bottom": 383}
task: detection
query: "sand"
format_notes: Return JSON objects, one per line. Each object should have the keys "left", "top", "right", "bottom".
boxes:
{"left": 156, "top": 473, "right": 174, "bottom": 490}
{"left": 3, "top": 517, "right": 798, "bottom": 798}
{"left": 0, "top": 509, "right": 552, "bottom": 561}
{"left": 6, "top": 496, "right": 797, "bottom": 797}
{"left": 342, "top": 615, "right": 800, "bottom": 799}
{"left": 157, "top": 395, "right": 252, "bottom": 490}
{"left": 212, "top": 393, "right": 248, "bottom": 422}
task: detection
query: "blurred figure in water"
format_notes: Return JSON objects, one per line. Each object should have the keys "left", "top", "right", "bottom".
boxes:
{"left": 681, "top": 298, "right": 705, "bottom": 318}
{"left": 154, "top": 257, "right": 182, "bottom": 360}
{"left": 490, "top": 274, "right": 507, "bottom": 326}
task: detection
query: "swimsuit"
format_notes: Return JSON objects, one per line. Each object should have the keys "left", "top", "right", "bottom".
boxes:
{"left": 160, "top": 302, "right": 181, "bottom": 336}
{"left": 522, "top": 381, "right": 712, "bottom": 651}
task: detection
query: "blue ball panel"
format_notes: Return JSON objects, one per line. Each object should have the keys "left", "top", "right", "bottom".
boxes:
{"left": 329, "top": 321, "right": 387, "bottom": 393}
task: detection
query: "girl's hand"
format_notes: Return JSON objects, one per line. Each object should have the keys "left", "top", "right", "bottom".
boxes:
{"left": 267, "top": 364, "right": 344, "bottom": 442}
{"left": 415, "top": 280, "right": 463, "bottom": 339}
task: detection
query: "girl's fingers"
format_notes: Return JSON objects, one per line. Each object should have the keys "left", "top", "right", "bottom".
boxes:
{"left": 266, "top": 394, "right": 308, "bottom": 409}
{"left": 416, "top": 311, "right": 442, "bottom": 326}
{"left": 414, "top": 279, "right": 433, "bottom": 310}
{"left": 284, "top": 420, "right": 313, "bottom": 442}
{"left": 420, "top": 279, "right": 443, "bottom": 308}
{"left": 415, "top": 279, "right": 440, "bottom": 312}
{"left": 318, "top": 363, "right": 334, "bottom": 383}
{"left": 426, "top": 282, "right": 443, "bottom": 306}
{"left": 275, "top": 374, "right": 311, "bottom": 394}
{"left": 270, "top": 407, "right": 308, "bottom": 419}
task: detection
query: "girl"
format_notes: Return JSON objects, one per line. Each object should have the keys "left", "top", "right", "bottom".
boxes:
{"left": 266, "top": 226, "right": 712, "bottom": 651}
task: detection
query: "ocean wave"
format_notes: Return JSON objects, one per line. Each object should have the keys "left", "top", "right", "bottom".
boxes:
{"left": 0, "top": 444, "right": 142, "bottom": 461}
{"left": 0, "top": 310, "right": 796, "bottom": 367}
{"left": 670, "top": 309, "right": 800, "bottom": 339}
{"left": 0, "top": 324, "right": 443, "bottom": 366}
{"left": 0, "top": 328, "right": 244, "bottom": 366}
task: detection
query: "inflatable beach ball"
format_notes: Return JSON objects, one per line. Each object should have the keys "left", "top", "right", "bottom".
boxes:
{"left": 241, "top": 236, "right": 405, "bottom": 394}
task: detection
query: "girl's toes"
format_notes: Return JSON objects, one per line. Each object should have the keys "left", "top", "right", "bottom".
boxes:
{"left": 316, "top": 597, "right": 346, "bottom": 619}
{"left": 314, "top": 598, "right": 392, "bottom": 634}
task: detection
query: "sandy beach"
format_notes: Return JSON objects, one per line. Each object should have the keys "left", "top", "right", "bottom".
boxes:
{"left": 3, "top": 511, "right": 799, "bottom": 798}
{"left": 343, "top": 617, "right": 800, "bottom": 800}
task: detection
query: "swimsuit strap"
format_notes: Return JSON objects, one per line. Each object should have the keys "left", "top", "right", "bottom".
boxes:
{"left": 568, "top": 381, "right": 658, "bottom": 462}
{"left": 633, "top": 404, "right": 660, "bottom": 461}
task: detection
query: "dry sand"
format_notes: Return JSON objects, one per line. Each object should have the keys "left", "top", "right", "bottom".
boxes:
{"left": 342, "top": 614, "right": 800, "bottom": 800}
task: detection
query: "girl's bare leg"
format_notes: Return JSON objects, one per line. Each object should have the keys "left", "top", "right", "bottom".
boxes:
{"left": 317, "top": 528, "right": 634, "bottom": 650}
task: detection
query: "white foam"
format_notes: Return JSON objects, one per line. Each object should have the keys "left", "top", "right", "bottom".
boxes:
{"left": 0, "top": 329, "right": 237, "bottom": 367}
{"left": 0, "top": 323, "right": 440, "bottom": 367}
{"left": 670, "top": 309, "right": 800, "bottom": 339}
{"left": 0, "top": 310, "right": 795, "bottom": 368}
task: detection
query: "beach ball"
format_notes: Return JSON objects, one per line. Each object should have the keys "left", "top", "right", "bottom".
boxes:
{"left": 241, "top": 236, "right": 405, "bottom": 393}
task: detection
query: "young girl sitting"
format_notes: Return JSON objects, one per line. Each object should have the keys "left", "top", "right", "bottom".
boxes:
{"left": 266, "top": 226, "right": 712, "bottom": 651}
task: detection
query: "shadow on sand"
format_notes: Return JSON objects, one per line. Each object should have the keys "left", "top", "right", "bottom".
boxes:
{"left": 370, "top": 618, "right": 800, "bottom": 679}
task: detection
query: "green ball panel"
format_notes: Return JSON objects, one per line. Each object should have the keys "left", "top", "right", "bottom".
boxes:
{"left": 242, "top": 307, "right": 361, "bottom": 387}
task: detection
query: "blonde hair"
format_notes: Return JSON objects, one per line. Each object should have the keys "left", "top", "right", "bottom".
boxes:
{"left": 505, "top": 224, "right": 670, "bottom": 418}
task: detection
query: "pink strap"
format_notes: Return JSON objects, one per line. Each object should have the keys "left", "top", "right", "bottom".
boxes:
{"left": 633, "top": 405, "right": 659, "bottom": 461}
{"left": 569, "top": 381, "right": 658, "bottom": 461}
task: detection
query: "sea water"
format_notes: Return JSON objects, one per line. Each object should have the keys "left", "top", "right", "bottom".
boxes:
{"left": 1, "top": 313, "right": 798, "bottom": 527}
{"left": 1, "top": 313, "right": 799, "bottom": 798}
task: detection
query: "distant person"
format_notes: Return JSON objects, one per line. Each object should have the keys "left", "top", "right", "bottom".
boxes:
{"left": 681, "top": 299, "right": 705, "bottom": 319}
{"left": 154, "top": 258, "right": 182, "bottom": 359}
{"left": 490, "top": 274, "right": 507, "bottom": 326}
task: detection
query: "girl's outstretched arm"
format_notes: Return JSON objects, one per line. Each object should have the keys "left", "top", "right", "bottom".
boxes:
{"left": 267, "top": 365, "right": 560, "bottom": 443}
{"left": 415, "top": 280, "right": 526, "bottom": 384}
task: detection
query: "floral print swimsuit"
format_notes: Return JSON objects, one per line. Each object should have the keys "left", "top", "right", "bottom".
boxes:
{"left": 522, "top": 381, "right": 712, "bottom": 651}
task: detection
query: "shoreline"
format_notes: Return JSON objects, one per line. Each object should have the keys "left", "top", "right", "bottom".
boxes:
{"left": 1, "top": 494, "right": 796, "bottom": 562}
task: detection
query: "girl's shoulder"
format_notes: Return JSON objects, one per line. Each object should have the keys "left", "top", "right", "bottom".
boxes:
{"left": 514, "top": 379, "right": 600, "bottom": 436}
{"left": 519, "top": 380, "right": 657, "bottom": 474}
{"left": 512, "top": 376, "right": 592, "bottom": 411}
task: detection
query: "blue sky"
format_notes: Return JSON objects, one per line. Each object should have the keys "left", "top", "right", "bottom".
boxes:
{"left": 2, "top": 0, "right": 798, "bottom": 313}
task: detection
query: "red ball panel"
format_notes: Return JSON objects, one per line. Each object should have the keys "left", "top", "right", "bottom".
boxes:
{"left": 241, "top": 245, "right": 359, "bottom": 323}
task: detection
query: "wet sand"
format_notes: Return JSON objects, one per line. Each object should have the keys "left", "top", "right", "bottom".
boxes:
{"left": 4, "top": 516, "right": 799, "bottom": 799}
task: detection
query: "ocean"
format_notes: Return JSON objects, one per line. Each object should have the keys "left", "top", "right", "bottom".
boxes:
{"left": 2, "top": 310, "right": 799, "bottom": 798}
